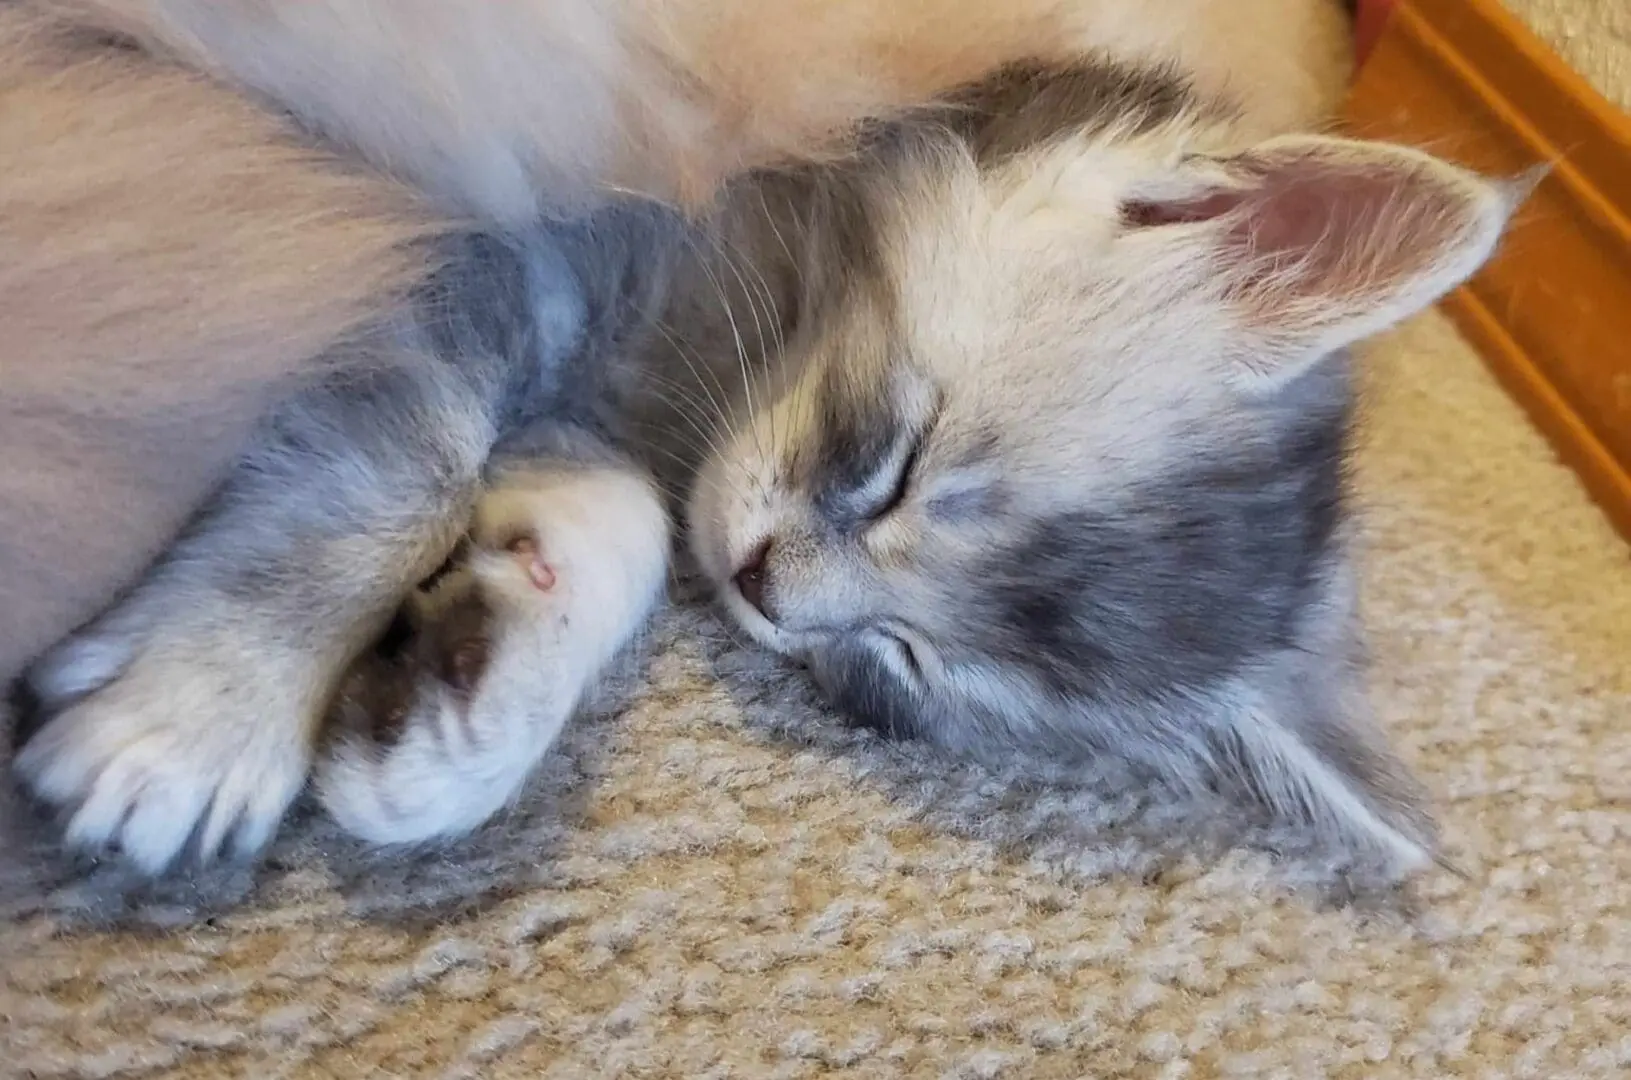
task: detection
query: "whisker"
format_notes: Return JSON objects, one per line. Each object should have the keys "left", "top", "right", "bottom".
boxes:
{"left": 652, "top": 320, "right": 731, "bottom": 431}
{"left": 625, "top": 420, "right": 752, "bottom": 508}
{"left": 630, "top": 368, "right": 731, "bottom": 461}
{"left": 716, "top": 228, "right": 790, "bottom": 458}
{"left": 682, "top": 228, "right": 767, "bottom": 498}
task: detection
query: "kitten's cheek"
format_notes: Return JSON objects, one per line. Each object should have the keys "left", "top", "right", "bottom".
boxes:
{"left": 682, "top": 475, "right": 726, "bottom": 578}
{"left": 714, "top": 587, "right": 800, "bottom": 654}
{"left": 685, "top": 512, "right": 728, "bottom": 587}
{"left": 689, "top": 477, "right": 748, "bottom": 587}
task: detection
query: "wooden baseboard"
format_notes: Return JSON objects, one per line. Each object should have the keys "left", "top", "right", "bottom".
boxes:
{"left": 1353, "top": 0, "right": 1398, "bottom": 67}
{"left": 1342, "top": 0, "right": 1631, "bottom": 545}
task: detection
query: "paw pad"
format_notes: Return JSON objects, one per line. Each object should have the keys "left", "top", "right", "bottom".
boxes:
{"left": 503, "top": 532, "right": 556, "bottom": 591}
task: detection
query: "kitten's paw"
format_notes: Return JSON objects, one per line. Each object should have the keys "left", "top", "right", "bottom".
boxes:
{"left": 318, "top": 464, "right": 670, "bottom": 846}
{"left": 15, "top": 630, "right": 319, "bottom": 874}
{"left": 317, "top": 558, "right": 569, "bottom": 847}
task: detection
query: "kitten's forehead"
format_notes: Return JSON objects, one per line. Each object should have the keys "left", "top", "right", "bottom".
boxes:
{"left": 835, "top": 85, "right": 1246, "bottom": 495}
{"left": 752, "top": 57, "right": 1232, "bottom": 449}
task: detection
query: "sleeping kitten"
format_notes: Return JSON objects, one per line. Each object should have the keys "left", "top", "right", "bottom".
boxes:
{"left": 339, "top": 68, "right": 1522, "bottom": 871}
{"left": 14, "top": 56, "right": 1516, "bottom": 875}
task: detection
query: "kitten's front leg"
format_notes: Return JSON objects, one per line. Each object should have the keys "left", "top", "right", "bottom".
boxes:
{"left": 13, "top": 358, "right": 492, "bottom": 874}
{"left": 317, "top": 449, "right": 669, "bottom": 846}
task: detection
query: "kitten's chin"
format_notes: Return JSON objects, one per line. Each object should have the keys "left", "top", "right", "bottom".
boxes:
{"left": 713, "top": 587, "right": 806, "bottom": 656}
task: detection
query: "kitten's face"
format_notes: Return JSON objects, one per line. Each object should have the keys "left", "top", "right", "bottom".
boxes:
{"left": 690, "top": 131, "right": 1307, "bottom": 749}
{"left": 686, "top": 119, "right": 1511, "bottom": 756}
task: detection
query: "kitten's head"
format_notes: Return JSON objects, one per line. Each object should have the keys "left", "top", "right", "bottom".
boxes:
{"left": 686, "top": 65, "right": 1518, "bottom": 870}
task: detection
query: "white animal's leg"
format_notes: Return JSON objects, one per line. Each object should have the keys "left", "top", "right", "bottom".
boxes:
{"left": 317, "top": 460, "right": 669, "bottom": 846}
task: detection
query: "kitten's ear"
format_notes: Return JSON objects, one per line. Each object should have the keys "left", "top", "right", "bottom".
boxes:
{"left": 1124, "top": 136, "right": 1525, "bottom": 383}
{"left": 1217, "top": 687, "right": 1444, "bottom": 877}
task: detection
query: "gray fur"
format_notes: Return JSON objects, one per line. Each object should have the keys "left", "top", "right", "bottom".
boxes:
{"left": 15, "top": 57, "right": 1510, "bottom": 875}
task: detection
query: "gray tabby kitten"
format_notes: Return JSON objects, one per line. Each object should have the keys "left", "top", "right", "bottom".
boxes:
{"left": 15, "top": 59, "right": 1514, "bottom": 877}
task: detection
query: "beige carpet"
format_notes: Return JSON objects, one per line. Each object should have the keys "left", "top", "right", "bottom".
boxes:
{"left": 2, "top": 310, "right": 1628, "bottom": 1077}
{"left": 1504, "top": 0, "right": 1631, "bottom": 112}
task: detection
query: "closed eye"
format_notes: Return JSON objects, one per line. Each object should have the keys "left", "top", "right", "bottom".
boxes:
{"left": 863, "top": 436, "right": 922, "bottom": 522}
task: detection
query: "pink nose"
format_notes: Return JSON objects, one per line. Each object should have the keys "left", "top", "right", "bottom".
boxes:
{"left": 733, "top": 539, "right": 772, "bottom": 617}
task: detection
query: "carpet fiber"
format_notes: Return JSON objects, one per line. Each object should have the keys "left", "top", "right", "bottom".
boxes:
{"left": 3, "top": 310, "right": 1629, "bottom": 1077}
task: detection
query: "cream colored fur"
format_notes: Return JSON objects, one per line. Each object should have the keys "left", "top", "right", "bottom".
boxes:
{"left": 0, "top": 0, "right": 1350, "bottom": 683}
{"left": 0, "top": 7, "right": 441, "bottom": 681}
{"left": 56, "top": 0, "right": 1351, "bottom": 222}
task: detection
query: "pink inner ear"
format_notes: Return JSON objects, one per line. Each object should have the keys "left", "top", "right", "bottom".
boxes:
{"left": 1127, "top": 147, "right": 1484, "bottom": 321}
{"left": 1120, "top": 191, "right": 1245, "bottom": 229}
{"left": 1222, "top": 156, "right": 1429, "bottom": 301}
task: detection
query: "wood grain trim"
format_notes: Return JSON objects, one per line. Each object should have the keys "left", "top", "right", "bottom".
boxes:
{"left": 1342, "top": 0, "right": 1631, "bottom": 544}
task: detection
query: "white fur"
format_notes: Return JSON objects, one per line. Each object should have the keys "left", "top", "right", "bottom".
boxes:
{"left": 50, "top": 0, "right": 1354, "bottom": 225}
{"left": 15, "top": 624, "right": 320, "bottom": 873}
{"left": 1226, "top": 686, "right": 1435, "bottom": 873}
{"left": 318, "top": 467, "right": 670, "bottom": 846}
